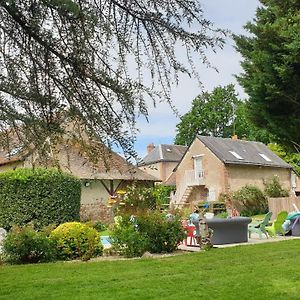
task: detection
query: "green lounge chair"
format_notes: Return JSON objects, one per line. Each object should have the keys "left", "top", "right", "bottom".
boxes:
{"left": 248, "top": 212, "right": 273, "bottom": 239}
{"left": 265, "top": 211, "right": 288, "bottom": 237}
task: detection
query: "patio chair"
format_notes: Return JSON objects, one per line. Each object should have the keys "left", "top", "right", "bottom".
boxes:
{"left": 265, "top": 211, "right": 288, "bottom": 237}
{"left": 184, "top": 225, "right": 198, "bottom": 246}
{"left": 248, "top": 212, "right": 272, "bottom": 239}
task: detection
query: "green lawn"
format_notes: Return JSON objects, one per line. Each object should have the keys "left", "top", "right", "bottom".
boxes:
{"left": 1, "top": 240, "right": 300, "bottom": 300}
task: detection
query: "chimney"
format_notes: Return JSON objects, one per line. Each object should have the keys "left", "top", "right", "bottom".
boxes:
{"left": 231, "top": 134, "right": 238, "bottom": 140}
{"left": 147, "top": 143, "right": 155, "bottom": 153}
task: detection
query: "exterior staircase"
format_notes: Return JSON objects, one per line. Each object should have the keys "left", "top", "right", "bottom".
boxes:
{"left": 170, "top": 169, "right": 205, "bottom": 208}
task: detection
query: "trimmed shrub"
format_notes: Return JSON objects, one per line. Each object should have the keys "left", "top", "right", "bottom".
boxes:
{"left": 3, "top": 224, "right": 57, "bottom": 264}
{"left": 50, "top": 222, "right": 103, "bottom": 261}
{"left": 0, "top": 168, "right": 81, "bottom": 230}
{"left": 232, "top": 185, "right": 268, "bottom": 216}
{"left": 215, "top": 212, "right": 229, "bottom": 219}
{"left": 264, "top": 176, "right": 289, "bottom": 198}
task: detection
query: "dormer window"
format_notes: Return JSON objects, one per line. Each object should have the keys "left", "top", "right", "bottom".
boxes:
{"left": 229, "top": 151, "right": 244, "bottom": 160}
{"left": 259, "top": 153, "right": 272, "bottom": 162}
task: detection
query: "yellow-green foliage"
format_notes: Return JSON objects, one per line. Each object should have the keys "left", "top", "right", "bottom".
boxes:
{"left": 50, "top": 222, "right": 102, "bottom": 261}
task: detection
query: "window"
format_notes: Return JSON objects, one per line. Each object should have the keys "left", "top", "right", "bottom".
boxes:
{"left": 229, "top": 151, "right": 244, "bottom": 160}
{"left": 5, "top": 146, "right": 23, "bottom": 157}
{"left": 258, "top": 153, "right": 272, "bottom": 162}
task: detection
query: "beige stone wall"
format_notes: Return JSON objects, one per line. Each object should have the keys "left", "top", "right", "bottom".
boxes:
{"left": 139, "top": 163, "right": 160, "bottom": 180}
{"left": 162, "top": 162, "right": 178, "bottom": 182}
{"left": 176, "top": 138, "right": 226, "bottom": 203}
{"left": 188, "top": 186, "right": 208, "bottom": 205}
{"left": 226, "top": 165, "right": 291, "bottom": 192}
{"left": 139, "top": 161, "right": 178, "bottom": 182}
{"left": 80, "top": 179, "right": 122, "bottom": 205}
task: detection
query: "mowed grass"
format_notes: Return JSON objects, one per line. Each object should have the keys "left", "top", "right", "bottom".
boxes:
{"left": 1, "top": 240, "right": 300, "bottom": 300}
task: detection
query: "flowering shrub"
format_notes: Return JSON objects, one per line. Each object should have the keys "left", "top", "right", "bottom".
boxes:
{"left": 50, "top": 222, "right": 102, "bottom": 261}
{"left": 3, "top": 224, "right": 57, "bottom": 264}
{"left": 117, "top": 185, "right": 156, "bottom": 214}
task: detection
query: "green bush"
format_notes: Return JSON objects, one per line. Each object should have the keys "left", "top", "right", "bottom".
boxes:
{"left": 110, "top": 218, "right": 149, "bottom": 257}
{"left": 118, "top": 184, "right": 156, "bottom": 215}
{"left": 232, "top": 185, "right": 268, "bottom": 216}
{"left": 152, "top": 185, "right": 176, "bottom": 206}
{"left": 92, "top": 221, "right": 107, "bottom": 232}
{"left": 111, "top": 212, "right": 185, "bottom": 257}
{"left": 3, "top": 224, "right": 57, "bottom": 264}
{"left": 264, "top": 176, "right": 289, "bottom": 198}
{"left": 137, "top": 212, "right": 185, "bottom": 253}
{"left": 0, "top": 168, "right": 81, "bottom": 230}
{"left": 215, "top": 212, "right": 228, "bottom": 218}
{"left": 50, "top": 222, "right": 103, "bottom": 261}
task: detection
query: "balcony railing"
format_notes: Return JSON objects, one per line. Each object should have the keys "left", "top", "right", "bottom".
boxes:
{"left": 170, "top": 169, "right": 205, "bottom": 206}
{"left": 185, "top": 169, "right": 205, "bottom": 186}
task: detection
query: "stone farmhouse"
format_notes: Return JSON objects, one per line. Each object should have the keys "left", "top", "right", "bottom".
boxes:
{"left": 169, "top": 135, "right": 300, "bottom": 208}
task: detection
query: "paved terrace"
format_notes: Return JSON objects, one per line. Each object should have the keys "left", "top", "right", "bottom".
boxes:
{"left": 178, "top": 234, "right": 300, "bottom": 252}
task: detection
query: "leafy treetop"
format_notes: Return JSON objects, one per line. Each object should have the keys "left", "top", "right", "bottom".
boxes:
{"left": 174, "top": 84, "right": 274, "bottom": 146}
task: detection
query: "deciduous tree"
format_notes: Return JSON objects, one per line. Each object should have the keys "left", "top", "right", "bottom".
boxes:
{"left": 175, "top": 85, "right": 240, "bottom": 145}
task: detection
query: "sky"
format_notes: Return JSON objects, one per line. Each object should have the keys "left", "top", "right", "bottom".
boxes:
{"left": 134, "top": 0, "right": 260, "bottom": 159}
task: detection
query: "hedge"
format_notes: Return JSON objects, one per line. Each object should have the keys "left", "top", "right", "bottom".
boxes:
{"left": 0, "top": 168, "right": 81, "bottom": 229}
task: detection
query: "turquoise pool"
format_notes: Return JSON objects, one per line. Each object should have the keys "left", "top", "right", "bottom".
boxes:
{"left": 101, "top": 236, "right": 112, "bottom": 246}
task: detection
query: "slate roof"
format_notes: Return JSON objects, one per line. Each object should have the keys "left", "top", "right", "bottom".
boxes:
{"left": 197, "top": 135, "right": 291, "bottom": 169}
{"left": 139, "top": 144, "right": 188, "bottom": 166}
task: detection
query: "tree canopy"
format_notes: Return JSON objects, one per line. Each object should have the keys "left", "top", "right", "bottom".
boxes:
{"left": 174, "top": 84, "right": 275, "bottom": 146}
{"left": 0, "top": 0, "right": 225, "bottom": 160}
{"left": 175, "top": 85, "right": 239, "bottom": 145}
{"left": 234, "top": 0, "right": 300, "bottom": 149}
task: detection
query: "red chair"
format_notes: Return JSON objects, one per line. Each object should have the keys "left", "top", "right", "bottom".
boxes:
{"left": 184, "top": 225, "right": 197, "bottom": 246}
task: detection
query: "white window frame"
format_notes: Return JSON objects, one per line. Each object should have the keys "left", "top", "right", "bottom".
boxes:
{"left": 229, "top": 151, "right": 244, "bottom": 160}
{"left": 258, "top": 153, "right": 272, "bottom": 162}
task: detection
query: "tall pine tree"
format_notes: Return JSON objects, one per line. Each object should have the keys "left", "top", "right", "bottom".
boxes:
{"left": 234, "top": 0, "right": 300, "bottom": 149}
